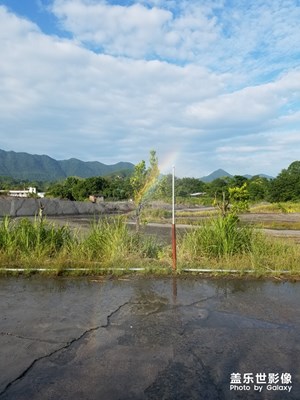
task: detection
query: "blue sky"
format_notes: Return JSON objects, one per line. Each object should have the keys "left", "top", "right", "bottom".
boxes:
{"left": 0, "top": 0, "right": 300, "bottom": 177}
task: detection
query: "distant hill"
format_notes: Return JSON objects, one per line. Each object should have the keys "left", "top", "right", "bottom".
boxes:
{"left": 200, "top": 169, "right": 273, "bottom": 182}
{"left": 58, "top": 158, "right": 134, "bottom": 179}
{"left": 0, "top": 149, "right": 134, "bottom": 182}
{"left": 200, "top": 169, "right": 232, "bottom": 182}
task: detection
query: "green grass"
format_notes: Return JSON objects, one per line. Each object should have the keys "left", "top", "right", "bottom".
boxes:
{"left": 0, "top": 215, "right": 299, "bottom": 278}
{"left": 177, "top": 215, "right": 300, "bottom": 276}
{"left": 0, "top": 216, "right": 73, "bottom": 262}
{"left": 0, "top": 216, "right": 166, "bottom": 273}
{"left": 136, "top": 201, "right": 300, "bottom": 226}
{"left": 178, "top": 215, "right": 254, "bottom": 259}
{"left": 245, "top": 220, "right": 300, "bottom": 231}
{"left": 140, "top": 208, "right": 172, "bottom": 223}
{"left": 138, "top": 207, "right": 216, "bottom": 225}
{"left": 250, "top": 202, "right": 300, "bottom": 213}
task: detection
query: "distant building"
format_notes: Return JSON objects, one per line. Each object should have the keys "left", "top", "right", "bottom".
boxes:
{"left": 6, "top": 187, "right": 45, "bottom": 198}
{"left": 89, "top": 194, "right": 104, "bottom": 203}
{"left": 190, "top": 192, "right": 206, "bottom": 197}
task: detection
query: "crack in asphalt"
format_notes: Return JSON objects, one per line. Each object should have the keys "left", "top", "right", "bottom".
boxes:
{"left": 0, "top": 300, "right": 130, "bottom": 398}
{"left": 0, "top": 297, "right": 236, "bottom": 397}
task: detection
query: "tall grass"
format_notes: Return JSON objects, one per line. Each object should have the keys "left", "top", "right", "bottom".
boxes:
{"left": 0, "top": 216, "right": 164, "bottom": 271}
{"left": 74, "top": 217, "right": 134, "bottom": 264}
{"left": 0, "top": 216, "right": 72, "bottom": 261}
{"left": 78, "top": 217, "right": 164, "bottom": 266}
{"left": 0, "top": 215, "right": 299, "bottom": 276}
{"left": 178, "top": 214, "right": 300, "bottom": 274}
{"left": 179, "top": 215, "right": 253, "bottom": 259}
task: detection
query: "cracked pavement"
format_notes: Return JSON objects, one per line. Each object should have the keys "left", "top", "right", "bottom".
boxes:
{"left": 0, "top": 276, "right": 299, "bottom": 399}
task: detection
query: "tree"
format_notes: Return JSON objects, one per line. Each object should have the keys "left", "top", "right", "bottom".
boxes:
{"left": 213, "top": 191, "right": 230, "bottom": 217}
{"left": 213, "top": 183, "right": 249, "bottom": 217}
{"left": 103, "top": 175, "right": 132, "bottom": 200}
{"left": 46, "top": 176, "right": 108, "bottom": 201}
{"left": 228, "top": 175, "right": 248, "bottom": 188}
{"left": 130, "top": 150, "right": 159, "bottom": 232}
{"left": 229, "top": 183, "right": 250, "bottom": 214}
{"left": 155, "top": 174, "right": 172, "bottom": 199}
{"left": 248, "top": 176, "right": 269, "bottom": 202}
{"left": 207, "top": 178, "right": 229, "bottom": 198}
{"left": 46, "top": 177, "right": 80, "bottom": 200}
{"left": 268, "top": 161, "right": 300, "bottom": 202}
{"left": 176, "top": 177, "right": 206, "bottom": 197}
{"left": 71, "top": 177, "right": 107, "bottom": 201}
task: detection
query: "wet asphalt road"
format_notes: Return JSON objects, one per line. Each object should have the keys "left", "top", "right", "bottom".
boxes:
{"left": 0, "top": 276, "right": 299, "bottom": 400}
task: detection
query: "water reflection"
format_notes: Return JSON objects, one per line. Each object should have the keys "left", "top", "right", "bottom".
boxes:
{"left": 172, "top": 276, "right": 177, "bottom": 304}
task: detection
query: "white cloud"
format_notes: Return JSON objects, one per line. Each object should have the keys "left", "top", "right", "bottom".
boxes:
{"left": 0, "top": 6, "right": 225, "bottom": 165}
{"left": 50, "top": 0, "right": 221, "bottom": 61}
{"left": 51, "top": 0, "right": 173, "bottom": 58}
{"left": 50, "top": 0, "right": 300, "bottom": 82}
{"left": 0, "top": 2, "right": 300, "bottom": 177}
{"left": 187, "top": 69, "right": 300, "bottom": 134}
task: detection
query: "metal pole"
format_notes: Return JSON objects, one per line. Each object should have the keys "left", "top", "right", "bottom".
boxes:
{"left": 172, "top": 165, "right": 177, "bottom": 271}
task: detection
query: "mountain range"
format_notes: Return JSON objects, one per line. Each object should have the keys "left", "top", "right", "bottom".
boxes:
{"left": 200, "top": 168, "right": 273, "bottom": 182}
{"left": 0, "top": 149, "right": 134, "bottom": 182}
{"left": 0, "top": 149, "right": 274, "bottom": 183}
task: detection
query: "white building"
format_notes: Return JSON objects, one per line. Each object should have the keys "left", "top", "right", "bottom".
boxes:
{"left": 6, "top": 187, "right": 45, "bottom": 198}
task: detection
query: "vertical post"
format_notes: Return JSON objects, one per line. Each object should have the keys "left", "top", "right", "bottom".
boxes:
{"left": 172, "top": 165, "right": 177, "bottom": 271}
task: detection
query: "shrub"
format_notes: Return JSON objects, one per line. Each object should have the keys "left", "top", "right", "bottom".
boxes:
{"left": 180, "top": 214, "right": 254, "bottom": 259}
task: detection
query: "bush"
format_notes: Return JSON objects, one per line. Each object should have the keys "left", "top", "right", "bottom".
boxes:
{"left": 180, "top": 214, "right": 254, "bottom": 259}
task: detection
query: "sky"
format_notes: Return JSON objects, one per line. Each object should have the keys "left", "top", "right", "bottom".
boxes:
{"left": 0, "top": 0, "right": 300, "bottom": 178}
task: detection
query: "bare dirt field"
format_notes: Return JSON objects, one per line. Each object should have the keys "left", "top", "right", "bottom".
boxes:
{"left": 45, "top": 211, "right": 300, "bottom": 244}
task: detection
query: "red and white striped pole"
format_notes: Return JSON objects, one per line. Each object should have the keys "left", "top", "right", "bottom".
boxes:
{"left": 172, "top": 165, "right": 177, "bottom": 271}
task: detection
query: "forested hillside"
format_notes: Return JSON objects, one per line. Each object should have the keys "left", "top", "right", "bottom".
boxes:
{"left": 0, "top": 149, "right": 134, "bottom": 181}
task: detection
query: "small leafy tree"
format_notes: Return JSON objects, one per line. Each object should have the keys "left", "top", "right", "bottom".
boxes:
{"left": 213, "top": 183, "right": 249, "bottom": 218}
{"left": 209, "top": 183, "right": 251, "bottom": 257}
{"left": 130, "top": 150, "right": 159, "bottom": 232}
{"left": 229, "top": 183, "right": 250, "bottom": 214}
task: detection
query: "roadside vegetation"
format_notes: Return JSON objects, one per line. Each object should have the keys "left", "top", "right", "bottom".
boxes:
{"left": 178, "top": 215, "right": 299, "bottom": 275}
{"left": 0, "top": 214, "right": 299, "bottom": 278}
{"left": 0, "top": 216, "right": 166, "bottom": 273}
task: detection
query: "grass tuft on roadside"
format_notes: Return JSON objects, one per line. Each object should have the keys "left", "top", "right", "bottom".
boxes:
{"left": 177, "top": 215, "right": 300, "bottom": 276}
